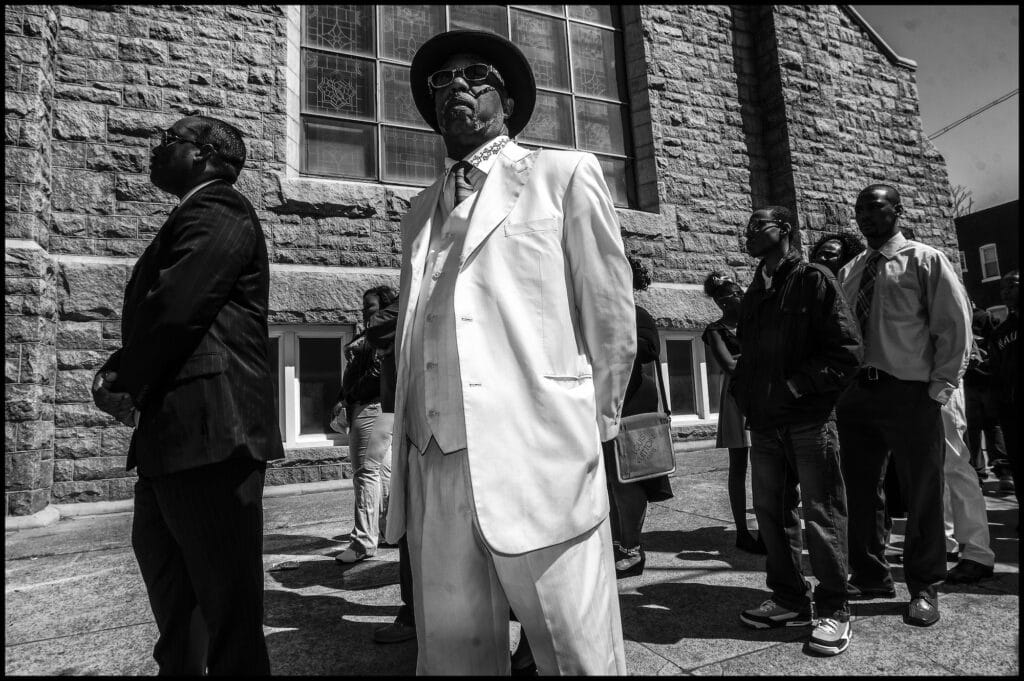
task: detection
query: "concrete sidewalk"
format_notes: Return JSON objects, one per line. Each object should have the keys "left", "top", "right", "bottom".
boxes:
{"left": 5, "top": 447, "right": 1019, "bottom": 675}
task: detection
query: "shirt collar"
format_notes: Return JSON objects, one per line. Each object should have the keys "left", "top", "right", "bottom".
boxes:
{"left": 868, "top": 230, "right": 907, "bottom": 260}
{"left": 179, "top": 179, "right": 221, "bottom": 206}
{"left": 443, "top": 135, "right": 510, "bottom": 176}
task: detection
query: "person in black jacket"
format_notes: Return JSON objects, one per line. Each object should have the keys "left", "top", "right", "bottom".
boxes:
{"left": 731, "top": 206, "right": 862, "bottom": 656}
{"left": 335, "top": 285, "right": 399, "bottom": 565}
{"left": 601, "top": 257, "right": 674, "bottom": 578}
{"left": 91, "top": 116, "right": 283, "bottom": 674}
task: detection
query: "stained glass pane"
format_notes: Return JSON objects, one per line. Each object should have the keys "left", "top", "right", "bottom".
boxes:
{"left": 519, "top": 5, "right": 564, "bottom": 17}
{"left": 303, "top": 49, "right": 375, "bottom": 118}
{"left": 666, "top": 339, "right": 696, "bottom": 416}
{"left": 450, "top": 5, "right": 509, "bottom": 36}
{"left": 381, "top": 63, "right": 426, "bottom": 126}
{"left": 303, "top": 5, "right": 374, "bottom": 56}
{"left": 569, "top": 23, "right": 625, "bottom": 100}
{"left": 518, "top": 90, "right": 574, "bottom": 147}
{"left": 380, "top": 5, "right": 446, "bottom": 63}
{"left": 511, "top": 10, "right": 570, "bottom": 90}
{"left": 576, "top": 98, "right": 628, "bottom": 154}
{"left": 567, "top": 5, "right": 619, "bottom": 28}
{"left": 302, "top": 117, "right": 376, "bottom": 180}
{"left": 594, "top": 155, "right": 632, "bottom": 208}
{"left": 382, "top": 126, "right": 446, "bottom": 186}
{"left": 298, "top": 337, "right": 343, "bottom": 436}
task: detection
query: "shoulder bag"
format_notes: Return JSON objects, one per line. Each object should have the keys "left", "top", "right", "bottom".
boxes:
{"left": 614, "top": 360, "right": 676, "bottom": 483}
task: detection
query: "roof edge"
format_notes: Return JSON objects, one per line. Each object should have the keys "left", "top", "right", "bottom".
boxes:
{"left": 840, "top": 5, "right": 918, "bottom": 71}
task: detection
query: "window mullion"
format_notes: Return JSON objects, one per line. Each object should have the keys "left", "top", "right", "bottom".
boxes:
{"left": 283, "top": 332, "right": 298, "bottom": 445}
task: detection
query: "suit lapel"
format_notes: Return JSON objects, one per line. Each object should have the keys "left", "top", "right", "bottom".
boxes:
{"left": 459, "top": 143, "right": 534, "bottom": 269}
{"left": 397, "top": 178, "right": 444, "bottom": 353}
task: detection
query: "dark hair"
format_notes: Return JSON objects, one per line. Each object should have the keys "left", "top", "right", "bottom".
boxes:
{"left": 192, "top": 116, "right": 246, "bottom": 183}
{"left": 363, "top": 284, "right": 398, "bottom": 308}
{"left": 703, "top": 270, "right": 741, "bottom": 298}
{"left": 809, "top": 232, "right": 866, "bottom": 269}
{"left": 761, "top": 205, "right": 802, "bottom": 255}
{"left": 628, "top": 256, "right": 651, "bottom": 292}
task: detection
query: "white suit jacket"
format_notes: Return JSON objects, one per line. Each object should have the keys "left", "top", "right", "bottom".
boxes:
{"left": 384, "top": 141, "right": 637, "bottom": 555}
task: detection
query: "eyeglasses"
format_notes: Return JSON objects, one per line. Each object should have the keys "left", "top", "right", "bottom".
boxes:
{"left": 427, "top": 63, "right": 505, "bottom": 90}
{"left": 157, "top": 129, "right": 198, "bottom": 148}
{"left": 745, "top": 220, "right": 780, "bottom": 235}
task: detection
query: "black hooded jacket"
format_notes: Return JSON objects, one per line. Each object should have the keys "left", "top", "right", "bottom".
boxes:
{"left": 730, "top": 252, "right": 863, "bottom": 429}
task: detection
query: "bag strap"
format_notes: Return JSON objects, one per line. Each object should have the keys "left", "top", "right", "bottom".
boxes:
{"left": 648, "top": 359, "right": 670, "bottom": 417}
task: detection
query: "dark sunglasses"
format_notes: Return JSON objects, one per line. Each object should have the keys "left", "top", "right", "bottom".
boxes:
{"left": 428, "top": 63, "right": 505, "bottom": 90}
{"left": 745, "top": 219, "right": 780, "bottom": 235}
{"left": 156, "top": 129, "right": 218, "bottom": 151}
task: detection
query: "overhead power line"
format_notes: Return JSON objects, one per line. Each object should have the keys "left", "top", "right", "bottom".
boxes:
{"left": 928, "top": 88, "right": 1019, "bottom": 140}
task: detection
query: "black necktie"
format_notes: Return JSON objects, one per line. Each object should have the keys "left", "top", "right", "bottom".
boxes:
{"left": 452, "top": 162, "right": 474, "bottom": 207}
{"left": 855, "top": 251, "right": 883, "bottom": 334}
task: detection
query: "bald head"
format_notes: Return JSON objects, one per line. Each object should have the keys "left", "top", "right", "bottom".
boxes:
{"left": 855, "top": 183, "right": 904, "bottom": 248}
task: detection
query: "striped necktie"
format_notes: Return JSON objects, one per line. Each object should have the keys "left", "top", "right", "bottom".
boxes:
{"left": 855, "top": 251, "right": 883, "bottom": 334}
{"left": 451, "top": 161, "right": 474, "bottom": 208}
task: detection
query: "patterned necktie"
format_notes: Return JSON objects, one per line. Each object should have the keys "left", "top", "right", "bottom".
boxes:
{"left": 855, "top": 251, "right": 883, "bottom": 333}
{"left": 451, "top": 161, "right": 474, "bottom": 207}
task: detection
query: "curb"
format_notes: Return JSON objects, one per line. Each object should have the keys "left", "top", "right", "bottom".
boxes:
{"left": 5, "top": 479, "right": 355, "bottom": 530}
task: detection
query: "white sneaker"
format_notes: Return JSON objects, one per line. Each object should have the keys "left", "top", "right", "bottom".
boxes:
{"left": 809, "top": 615, "right": 852, "bottom": 656}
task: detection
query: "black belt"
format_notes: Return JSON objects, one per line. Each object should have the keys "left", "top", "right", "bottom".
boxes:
{"left": 858, "top": 366, "right": 897, "bottom": 382}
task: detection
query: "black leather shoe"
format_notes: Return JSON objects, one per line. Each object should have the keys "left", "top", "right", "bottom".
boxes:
{"left": 946, "top": 551, "right": 960, "bottom": 563}
{"left": 905, "top": 596, "right": 940, "bottom": 626}
{"left": 736, "top": 532, "right": 767, "bottom": 555}
{"left": 615, "top": 548, "right": 646, "bottom": 579}
{"left": 946, "top": 559, "right": 994, "bottom": 584}
{"left": 846, "top": 582, "right": 896, "bottom": 599}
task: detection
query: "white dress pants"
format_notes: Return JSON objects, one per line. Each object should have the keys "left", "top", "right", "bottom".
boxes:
{"left": 405, "top": 438, "right": 626, "bottom": 675}
{"left": 942, "top": 387, "right": 995, "bottom": 566}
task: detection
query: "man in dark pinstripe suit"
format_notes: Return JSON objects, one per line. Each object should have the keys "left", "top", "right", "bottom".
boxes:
{"left": 92, "top": 115, "right": 284, "bottom": 674}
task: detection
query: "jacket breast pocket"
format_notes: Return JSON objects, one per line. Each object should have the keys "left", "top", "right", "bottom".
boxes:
{"left": 171, "top": 352, "right": 227, "bottom": 385}
{"left": 503, "top": 218, "right": 559, "bottom": 237}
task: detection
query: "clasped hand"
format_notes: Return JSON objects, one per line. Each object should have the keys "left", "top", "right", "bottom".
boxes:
{"left": 91, "top": 370, "right": 138, "bottom": 428}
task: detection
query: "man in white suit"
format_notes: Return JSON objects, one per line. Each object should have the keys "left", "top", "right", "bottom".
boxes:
{"left": 383, "top": 30, "right": 636, "bottom": 675}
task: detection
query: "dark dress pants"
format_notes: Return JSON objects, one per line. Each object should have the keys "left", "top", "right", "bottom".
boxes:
{"left": 997, "top": 398, "right": 1020, "bottom": 507}
{"left": 132, "top": 457, "right": 270, "bottom": 675}
{"left": 837, "top": 379, "right": 946, "bottom": 601}
{"left": 396, "top": 534, "right": 415, "bottom": 626}
{"left": 749, "top": 418, "right": 849, "bottom": 616}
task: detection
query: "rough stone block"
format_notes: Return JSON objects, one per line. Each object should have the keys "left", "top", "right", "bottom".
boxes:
{"left": 107, "top": 475, "right": 136, "bottom": 500}
{"left": 114, "top": 173, "right": 166, "bottom": 203}
{"left": 86, "top": 144, "right": 149, "bottom": 173}
{"left": 118, "top": 37, "right": 168, "bottom": 64}
{"left": 5, "top": 451, "right": 42, "bottom": 491}
{"left": 55, "top": 429, "right": 101, "bottom": 459}
{"left": 6, "top": 488, "right": 49, "bottom": 516}
{"left": 107, "top": 107, "right": 176, "bottom": 142}
{"left": 56, "top": 368, "right": 94, "bottom": 403}
{"left": 56, "top": 402, "right": 116, "bottom": 428}
{"left": 123, "top": 85, "right": 162, "bottom": 110}
{"left": 5, "top": 146, "right": 42, "bottom": 184}
{"left": 73, "top": 455, "right": 129, "bottom": 481}
{"left": 5, "top": 383, "right": 44, "bottom": 422}
{"left": 100, "top": 427, "right": 132, "bottom": 456}
{"left": 6, "top": 316, "right": 48, "bottom": 347}
{"left": 50, "top": 480, "right": 106, "bottom": 504}
{"left": 265, "top": 465, "right": 320, "bottom": 486}
{"left": 5, "top": 355, "right": 22, "bottom": 382}
{"left": 17, "top": 420, "right": 54, "bottom": 452}
{"left": 57, "top": 321, "right": 104, "bottom": 349}
{"left": 4, "top": 422, "right": 17, "bottom": 455}
{"left": 57, "top": 260, "right": 130, "bottom": 321}
{"left": 51, "top": 168, "right": 115, "bottom": 214}
{"left": 53, "top": 458, "right": 74, "bottom": 482}
{"left": 53, "top": 101, "right": 108, "bottom": 142}
{"left": 20, "top": 344, "right": 56, "bottom": 385}
{"left": 56, "top": 349, "right": 109, "bottom": 371}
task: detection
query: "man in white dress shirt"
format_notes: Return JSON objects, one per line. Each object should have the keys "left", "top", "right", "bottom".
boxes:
{"left": 382, "top": 30, "right": 635, "bottom": 674}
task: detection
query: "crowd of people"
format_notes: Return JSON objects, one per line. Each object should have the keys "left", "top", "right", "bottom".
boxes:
{"left": 87, "top": 26, "right": 1018, "bottom": 676}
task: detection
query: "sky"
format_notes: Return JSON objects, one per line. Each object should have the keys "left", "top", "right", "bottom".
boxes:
{"left": 852, "top": 5, "right": 1018, "bottom": 212}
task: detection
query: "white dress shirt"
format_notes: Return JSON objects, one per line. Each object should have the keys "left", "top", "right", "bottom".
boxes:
{"left": 837, "top": 231, "right": 971, "bottom": 404}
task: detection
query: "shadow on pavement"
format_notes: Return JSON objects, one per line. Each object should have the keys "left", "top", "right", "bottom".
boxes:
{"left": 268, "top": 556, "right": 400, "bottom": 591}
{"left": 642, "top": 527, "right": 768, "bottom": 570}
{"left": 264, "top": 533, "right": 345, "bottom": 556}
{"left": 264, "top": 589, "right": 416, "bottom": 675}
{"left": 619, "top": 582, "right": 806, "bottom": 645}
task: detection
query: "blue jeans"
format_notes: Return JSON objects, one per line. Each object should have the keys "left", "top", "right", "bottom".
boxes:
{"left": 348, "top": 403, "right": 393, "bottom": 554}
{"left": 750, "top": 418, "right": 850, "bottom": 616}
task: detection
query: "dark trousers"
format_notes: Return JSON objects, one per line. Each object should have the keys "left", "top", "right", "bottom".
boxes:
{"left": 132, "top": 458, "right": 270, "bottom": 675}
{"left": 601, "top": 440, "right": 650, "bottom": 549}
{"left": 396, "top": 535, "right": 415, "bottom": 626}
{"left": 837, "top": 379, "right": 946, "bottom": 601}
{"left": 964, "top": 385, "right": 1007, "bottom": 474}
{"left": 749, "top": 418, "right": 849, "bottom": 616}
{"left": 998, "top": 398, "right": 1020, "bottom": 507}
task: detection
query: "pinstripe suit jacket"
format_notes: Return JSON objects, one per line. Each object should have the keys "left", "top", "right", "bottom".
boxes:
{"left": 102, "top": 180, "right": 285, "bottom": 477}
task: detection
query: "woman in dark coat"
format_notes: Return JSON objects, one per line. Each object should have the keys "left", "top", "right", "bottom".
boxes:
{"left": 602, "top": 257, "right": 674, "bottom": 578}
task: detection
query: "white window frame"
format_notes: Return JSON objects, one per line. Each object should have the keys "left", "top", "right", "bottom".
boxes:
{"left": 658, "top": 330, "right": 719, "bottom": 428}
{"left": 269, "top": 324, "right": 355, "bottom": 449}
{"left": 979, "top": 243, "right": 1000, "bottom": 282}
